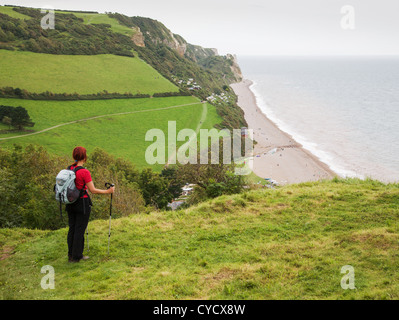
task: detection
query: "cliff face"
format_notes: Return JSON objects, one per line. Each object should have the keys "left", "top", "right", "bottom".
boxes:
{"left": 149, "top": 30, "right": 187, "bottom": 57}
{"left": 132, "top": 20, "right": 242, "bottom": 81}
{"left": 185, "top": 43, "right": 217, "bottom": 62}
{"left": 132, "top": 18, "right": 216, "bottom": 62}
{"left": 131, "top": 27, "right": 145, "bottom": 47}
{"left": 112, "top": 14, "right": 229, "bottom": 65}
{"left": 227, "top": 54, "right": 243, "bottom": 82}
{"left": 109, "top": 12, "right": 243, "bottom": 104}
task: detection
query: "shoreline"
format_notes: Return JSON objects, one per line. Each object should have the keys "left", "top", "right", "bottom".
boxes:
{"left": 231, "top": 79, "right": 336, "bottom": 185}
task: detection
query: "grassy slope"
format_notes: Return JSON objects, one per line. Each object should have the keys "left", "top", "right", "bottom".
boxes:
{"left": 1, "top": 178, "right": 398, "bottom": 300}
{"left": 0, "top": 6, "right": 134, "bottom": 36}
{"left": 0, "top": 50, "right": 178, "bottom": 95}
{"left": 56, "top": 11, "right": 135, "bottom": 36}
{"left": 0, "top": 6, "right": 30, "bottom": 19}
{"left": 0, "top": 96, "right": 221, "bottom": 169}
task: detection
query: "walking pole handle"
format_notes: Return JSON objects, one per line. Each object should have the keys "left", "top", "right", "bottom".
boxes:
{"left": 105, "top": 182, "right": 114, "bottom": 215}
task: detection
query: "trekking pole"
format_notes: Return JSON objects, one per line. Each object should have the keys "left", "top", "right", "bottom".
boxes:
{"left": 105, "top": 182, "right": 115, "bottom": 255}
{"left": 86, "top": 226, "right": 89, "bottom": 252}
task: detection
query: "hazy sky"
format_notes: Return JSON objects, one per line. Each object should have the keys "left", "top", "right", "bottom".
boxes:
{"left": 1, "top": 0, "right": 398, "bottom": 56}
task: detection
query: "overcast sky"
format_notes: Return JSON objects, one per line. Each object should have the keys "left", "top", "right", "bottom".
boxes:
{"left": 1, "top": 0, "right": 399, "bottom": 56}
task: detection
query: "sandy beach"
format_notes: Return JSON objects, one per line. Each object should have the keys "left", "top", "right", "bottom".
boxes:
{"left": 231, "top": 79, "right": 336, "bottom": 185}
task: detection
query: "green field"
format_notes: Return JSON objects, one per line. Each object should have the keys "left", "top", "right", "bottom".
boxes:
{"left": 0, "top": 6, "right": 135, "bottom": 37}
{"left": 56, "top": 11, "right": 135, "bottom": 37}
{"left": 0, "top": 50, "right": 178, "bottom": 95}
{"left": 0, "top": 96, "right": 222, "bottom": 169}
{"left": 0, "top": 5, "right": 31, "bottom": 19}
{"left": 1, "top": 178, "right": 398, "bottom": 299}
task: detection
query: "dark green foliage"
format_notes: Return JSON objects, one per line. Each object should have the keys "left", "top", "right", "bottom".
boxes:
{"left": 160, "top": 167, "right": 184, "bottom": 199}
{"left": 0, "top": 87, "right": 154, "bottom": 100}
{"left": 0, "top": 87, "right": 193, "bottom": 100}
{"left": 0, "top": 104, "right": 34, "bottom": 130}
{"left": 214, "top": 101, "right": 247, "bottom": 130}
{"left": 152, "top": 91, "right": 191, "bottom": 98}
{"left": 0, "top": 145, "right": 192, "bottom": 229}
{"left": 10, "top": 106, "right": 34, "bottom": 130}
{"left": 138, "top": 168, "right": 173, "bottom": 210}
{"left": 0, "top": 145, "right": 145, "bottom": 229}
{"left": 0, "top": 9, "right": 135, "bottom": 57}
{"left": 175, "top": 143, "right": 246, "bottom": 205}
{"left": 0, "top": 145, "right": 66, "bottom": 229}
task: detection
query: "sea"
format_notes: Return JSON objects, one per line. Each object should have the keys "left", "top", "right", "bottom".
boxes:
{"left": 238, "top": 56, "right": 399, "bottom": 183}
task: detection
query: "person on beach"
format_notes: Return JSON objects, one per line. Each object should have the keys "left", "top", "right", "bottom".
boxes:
{"left": 66, "top": 146, "right": 115, "bottom": 263}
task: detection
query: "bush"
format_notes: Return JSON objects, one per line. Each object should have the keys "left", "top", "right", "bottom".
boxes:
{"left": 0, "top": 104, "right": 34, "bottom": 130}
{"left": 0, "top": 145, "right": 146, "bottom": 230}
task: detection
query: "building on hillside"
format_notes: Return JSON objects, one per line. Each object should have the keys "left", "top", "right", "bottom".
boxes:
{"left": 182, "top": 184, "right": 194, "bottom": 196}
{"left": 167, "top": 200, "right": 185, "bottom": 211}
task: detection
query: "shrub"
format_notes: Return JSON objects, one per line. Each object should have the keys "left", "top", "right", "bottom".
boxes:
{"left": 0, "top": 145, "right": 145, "bottom": 230}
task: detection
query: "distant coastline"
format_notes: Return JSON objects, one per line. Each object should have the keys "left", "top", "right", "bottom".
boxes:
{"left": 231, "top": 79, "right": 336, "bottom": 185}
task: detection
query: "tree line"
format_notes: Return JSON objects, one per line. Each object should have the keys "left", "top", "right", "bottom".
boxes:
{"left": 0, "top": 87, "right": 191, "bottom": 101}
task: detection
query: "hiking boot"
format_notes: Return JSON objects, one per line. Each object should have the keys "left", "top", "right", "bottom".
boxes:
{"left": 68, "top": 256, "right": 89, "bottom": 263}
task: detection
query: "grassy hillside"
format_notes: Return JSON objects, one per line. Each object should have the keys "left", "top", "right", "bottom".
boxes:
{"left": 0, "top": 5, "right": 30, "bottom": 19}
{"left": 0, "top": 50, "right": 178, "bottom": 95}
{"left": 0, "top": 96, "right": 222, "bottom": 169}
{"left": 57, "top": 11, "right": 135, "bottom": 37}
{"left": 0, "top": 5, "right": 247, "bottom": 130}
{"left": 1, "top": 178, "right": 398, "bottom": 300}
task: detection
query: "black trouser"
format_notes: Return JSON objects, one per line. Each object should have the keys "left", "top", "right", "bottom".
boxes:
{"left": 66, "top": 197, "right": 91, "bottom": 260}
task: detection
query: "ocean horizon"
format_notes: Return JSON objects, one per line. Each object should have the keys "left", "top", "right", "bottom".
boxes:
{"left": 238, "top": 55, "right": 399, "bottom": 183}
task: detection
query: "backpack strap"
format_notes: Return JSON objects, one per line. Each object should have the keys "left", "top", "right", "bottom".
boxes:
{"left": 54, "top": 183, "right": 63, "bottom": 219}
{"left": 59, "top": 197, "right": 63, "bottom": 219}
{"left": 69, "top": 165, "right": 90, "bottom": 203}
{"left": 67, "top": 165, "right": 84, "bottom": 172}
{"left": 72, "top": 166, "right": 85, "bottom": 173}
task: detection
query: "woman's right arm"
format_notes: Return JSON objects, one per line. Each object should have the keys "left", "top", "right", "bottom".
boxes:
{"left": 86, "top": 181, "right": 114, "bottom": 194}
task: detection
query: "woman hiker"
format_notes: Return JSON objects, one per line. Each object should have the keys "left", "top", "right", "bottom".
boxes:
{"left": 66, "top": 146, "right": 115, "bottom": 263}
